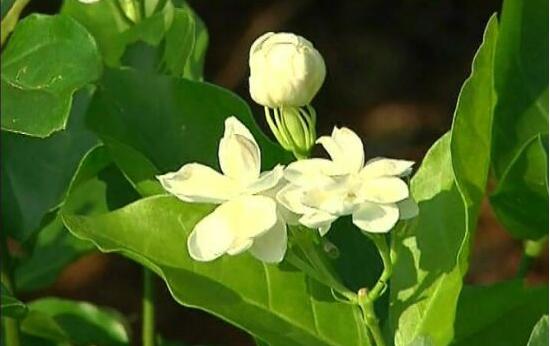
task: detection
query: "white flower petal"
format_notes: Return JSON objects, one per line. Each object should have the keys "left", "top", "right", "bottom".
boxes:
{"left": 397, "top": 197, "right": 419, "bottom": 219}
{"left": 361, "top": 158, "right": 415, "bottom": 179}
{"left": 217, "top": 195, "right": 278, "bottom": 240}
{"left": 187, "top": 209, "right": 236, "bottom": 261}
{"left": 249, "top": 217, "right": 288, "bottom": 263}
{"left": 219, "top": 134, "right": 260, "bottom": 183}
{"left": 301, "top": 180, "right": 356, "bottom": 216}
{"left": 276, "top": 184, "right": 313, "bottom": 215}
{"left": 358, "top": 177, "right": 409, "bottom": 203}
{"left": 317, "top": 127, "right": 364, "bottom": 173}
{"left": 299, "top": 211, "right": 337, "bottom": 235}
{"left": 318, "top": 223, "right": 332, "bottom": 237}
{"left": 352, "top": 202, "right": 399, "bottom": 233}
{"left": 245, "top": 164, "right": 284, "bottom": 195}
{"left": 227, "top": 238, "right": 254, "bottom": 255}
{"left": 157, "top": 163, "right": 238, "bottom": 203}
{"left": 284, "top": 158, "right": 340, "bottom": 187}
{"left": 219, "top": 117, "right": 261, "bottom": 182}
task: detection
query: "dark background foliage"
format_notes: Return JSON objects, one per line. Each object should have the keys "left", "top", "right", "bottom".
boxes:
{"left": 19, "top": 1, "right": 548, "bottom": 345}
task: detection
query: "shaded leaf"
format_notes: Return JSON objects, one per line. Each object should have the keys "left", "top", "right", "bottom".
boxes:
{"left": 453, "top": 281, "right": 548, "bottom": 346}
{"left": 86, "top": 68, "right": 291, "bottom": 197}
{"left": 62, "top": 196, "right": 370, "bottom": 346}
{"left": 21, "top": 298, "right": 130, "bottom": 346}
{"left": 61, "top": 0, "right": 132, "bottom": 66}
{"left": 491, "top": 134, "right": 549, "bottom": 239}
{"left": 1, "top": 14, "right": 102, "bottom": 137}
{"left": 1, "top": 282, "right": 27, "bottom": 319}
{"left": 490, "top": 0, "right": 549, "bottom": 239}
{"left": 1, "top": 88, "right": 98, "bottom": 241}
{"left": 390, "top": 16, "right": 499, "bottom": 346}
{"left": 62, "top": 0, "right": 207, "bottom": 79}
{"left": 14, "top": 146, "right": 139, "bottom": 291}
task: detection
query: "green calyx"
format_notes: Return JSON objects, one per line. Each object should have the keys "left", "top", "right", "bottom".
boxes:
{"left": 264, "top": 105, "right": 317, "bottom": 160}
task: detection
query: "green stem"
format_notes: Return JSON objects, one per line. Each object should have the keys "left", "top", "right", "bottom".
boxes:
{"left": 142, "top": 268, "right": 155, "bottom": 346}
{"left": 1, "top": 238, "right": 21, "bottom": 346}
{"left": 367, "top": 235, "right": 392, "bottom": 302}
{"left": 1, "top": 0, "right": 31, "bottom": 47}
{"left": 359, "top": 301, "right": 386, "bottom": 346}
{"left": 357, "top": 234, "right": 392, "bottom": 346}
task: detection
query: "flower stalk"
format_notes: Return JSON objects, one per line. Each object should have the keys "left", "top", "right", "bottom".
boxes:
{"left": 358, "top": 234, "right": 393, "bottom": 346}
{"left": 142, "top": 268, "right": 155, "bottom": 346}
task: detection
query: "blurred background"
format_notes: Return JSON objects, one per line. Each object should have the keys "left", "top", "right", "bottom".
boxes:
{"left": 21, "top": 0, "right": 548, "bottom": 344}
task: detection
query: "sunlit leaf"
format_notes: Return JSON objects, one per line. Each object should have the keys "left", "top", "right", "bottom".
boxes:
{"left": 62, "top": 196, "right": 370, "bottom": 346}
{"left": 527, "top": 315, "right": 549, "bottom": 346}
{"left": 389, "top": 15, "right": 499, "bottom": 346}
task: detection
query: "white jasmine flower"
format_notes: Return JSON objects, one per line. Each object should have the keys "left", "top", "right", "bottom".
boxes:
{"left": 249, "top": 32, "right": 326, "bottom": 108}
{"left": 157, "top": 117, "right": 287, "bottom": 263}
{"left": 277, "top": 127, "right": 418, "bottom": 235}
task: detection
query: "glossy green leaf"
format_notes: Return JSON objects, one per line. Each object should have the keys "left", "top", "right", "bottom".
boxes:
{"left": 1, "top": 14, "right": 102, "bottom": 137}
{"left": 14, "top": 146, "right": 139, "bottom": 291}
{"left": 21, "top": 298, "right": 130, "bottom": 346}
{"left": 490, "top": 0, "right": 549, "bottom": 239}
{"left": 1, "top": 88, "right": 98, "bottom": 241}
{"left": 86, "top": 68, "right": 291, "bottom": 196}
{"left": 527, "top": 315, "right": 549, "bottom": 346}
{"left": 1, "top": 282, "right": 27, "bottom": 318}
{"left": 390, "top": 16, "right": 498, "bottom": 346}
{"left": 453, "top": 281, "right": 548, "bottom": 346}
{"left": 62, "top": 196, "right": 370, "bottom": 346}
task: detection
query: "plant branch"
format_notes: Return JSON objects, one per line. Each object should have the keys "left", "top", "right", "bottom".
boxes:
{"left": 142, "top": 268, "right": 155, "bottom": 346}
{"left": 1, "top": 237, "right": 21, "bottom": 346}
{"left": 1, "top": 0, "right": 31, "bottom": 47}
{"left": 357, "top": 234, "right": 392, "bottom": 346}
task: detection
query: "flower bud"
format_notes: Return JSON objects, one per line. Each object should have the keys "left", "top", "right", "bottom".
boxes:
{"left": 249, "top": 32, "right": 326, "bottom": 108}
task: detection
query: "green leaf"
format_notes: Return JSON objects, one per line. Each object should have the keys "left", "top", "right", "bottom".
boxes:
{"left": 1, "top": 283, "right": 27, "bottom": 318}
{"left": 527, "top": 315, "right": 549, "bottom": 346}
{"left": 1, "top": 88, "right": 98, "bottom": 241}
{"left": 21, "top": 298, "right": 130, "bottom": 346}
{"left": 389, "top": 15, "right": 499, "bottom": 346}
{"left": 14, "top": 145, "right": 139, "bottom": 291}
{"left": 62, "top": 0, "right": 208, "bottom": 79}
{"left": 453, "top": 281, "right": 548, "bottom": 346}
{"left": 86, "top": 68, "right": 291, "bottom": 196}
{"left": 14, "top": 215, "right": 94, "bottom": 292}
{"left": 62, "top": 196, "right": 370, "bottom": 346}
{"left": 1, "top": 14, "right": 102, "bottom": 137}
{"left": 61, "top": 0, "right": 132, "bottom": 66}
{"left": 490, "top": 0, "right": 549, "bottom": 239}
{"left": 491, "top": 134, "right": 549, "bottom": 239}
